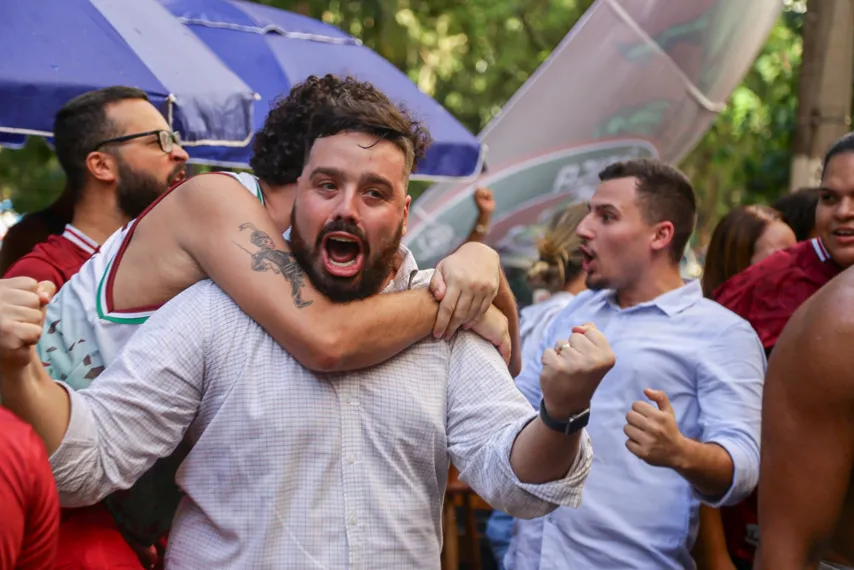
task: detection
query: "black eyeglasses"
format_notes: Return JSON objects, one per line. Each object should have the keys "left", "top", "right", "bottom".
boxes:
{"left": 92, "top": 129, "right": 181, "bottom": 154}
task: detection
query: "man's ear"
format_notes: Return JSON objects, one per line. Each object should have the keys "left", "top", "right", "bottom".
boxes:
{"left": 650, "top": 220, "right": 675, "bottom": 254}
{"left": 401, "top": 195, "right": 412, "bottom": 237}
{"left": 85, "top": 151, "right": 118, "bottom": 184}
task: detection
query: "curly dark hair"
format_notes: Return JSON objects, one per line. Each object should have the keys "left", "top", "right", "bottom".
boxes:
{"left": 250, "top": 74, "right": 431, "bottom": 185}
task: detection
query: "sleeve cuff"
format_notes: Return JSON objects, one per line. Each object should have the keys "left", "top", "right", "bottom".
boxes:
{"left": 498, "top": 416, "right": 593, "bottom": 509}
{"left": 695, "top": 436, "right": 757, "bottom": 508}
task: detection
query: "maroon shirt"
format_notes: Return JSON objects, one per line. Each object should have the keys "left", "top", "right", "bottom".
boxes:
{"left": 715, "top": 238, "right": 841, "bottom": 350}
{"left": 4, "top": 225, "right": 98, "bottom": 289}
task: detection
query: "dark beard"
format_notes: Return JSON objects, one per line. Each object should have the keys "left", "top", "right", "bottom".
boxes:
{"left": 289, "top": 205, "right": 402, "bottom": 303}
{"left": 115, "top": 160, "right": 180, "bottom": 219}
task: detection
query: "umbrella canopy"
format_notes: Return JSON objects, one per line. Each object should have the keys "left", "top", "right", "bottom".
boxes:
{"left": 0, "top": 134, "right": 25, "bottom": 150}
{"left": 404, "top": 0, "right": 782, "bottom": 268}
{"left": 0, "top": 0, "right": 258, "bottom": 146}
{"left": 159, "top": 0, "right": 484, "bottom": 180}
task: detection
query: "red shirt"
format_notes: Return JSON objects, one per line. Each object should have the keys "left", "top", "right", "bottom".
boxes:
{"left": 714, "top": 237, "right": 842, "bottom": 350}
{"left": 0, "top": 408, "right": 60, "bottom": 570}
{"left": 4, "top": 225, "right": 98, "bottom": 288}
{"left": 713, "top": 237, "right": 842, "bottom": 563}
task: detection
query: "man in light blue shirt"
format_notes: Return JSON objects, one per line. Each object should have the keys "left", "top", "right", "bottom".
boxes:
{"left": 506, "top": 158, "right": 765, "bottom": 570}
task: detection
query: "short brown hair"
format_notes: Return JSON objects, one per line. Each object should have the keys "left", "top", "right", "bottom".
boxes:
{"left": 303, "top": 98, "right": 431, "bottom": 180}
{"left": 599, "top": 158, "right": 696, "bottom": 263}
{"left": 701, "top": 205, "right": 781, "bottom": 297}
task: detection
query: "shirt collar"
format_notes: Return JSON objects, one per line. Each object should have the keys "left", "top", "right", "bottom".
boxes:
{"left": 811, "top": 237, "right": 831, "bottom": 262}
{"left": 62, "top": 224, "right": 99, "bottom": 255}
{"left": 597, "top": 279, "right": 703, "bottom": 317}
{"left": 382, "top": 245, "right": 420, "bottom": 294}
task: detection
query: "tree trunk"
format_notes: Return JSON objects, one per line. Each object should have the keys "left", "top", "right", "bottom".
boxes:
{"left": 790, "top": 0, "right": 854, "bottom": 191}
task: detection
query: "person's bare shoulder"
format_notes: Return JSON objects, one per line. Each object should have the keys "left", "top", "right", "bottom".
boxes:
{"left": 147, "top": 172, "right": 249, "bottom": 217}
{"left": 131, "top": 172, "right": 257, "bottom": 248}
{"left": 772, "top": 267, "right": 854, "bottom": 394}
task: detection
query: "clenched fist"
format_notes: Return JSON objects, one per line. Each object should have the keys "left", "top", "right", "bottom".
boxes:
{"left": 540, "top": 323, "right": 615, "bottom": 418}
{"left": 474, "top": 187, "right": 495, "bottom": 216}
{"left": 0, "top": 277, "right": 54, "bottom": 368}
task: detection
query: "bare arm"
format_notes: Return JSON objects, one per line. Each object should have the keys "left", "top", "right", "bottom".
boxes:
{"left": 509, "top": 418, "right": 582, "bottom": 483}
{"left": 692, "top": 506, "right": 737, "bottom": 570}
{"left": 673, "top": 441, "right": 735, "bottom": 500}
{"left": 463, "top": 187, "right": 493, "bottom": 244}
{"left": 511, "top": 324, "right": 614, "bottom": 483}
{"left": 166, "top": 175, "right": 504, "bottom": 372}
{"left": 444, "top": 331, "right": 592, "bottom": 519}
{"left": 1, "top": 353, "right": 70, "bottom": 455}
{"left": 494, "top": 268, "right": 521, "bottom": 377}
{"left": 756, "top": 291, "right": 854, "bottom": 569}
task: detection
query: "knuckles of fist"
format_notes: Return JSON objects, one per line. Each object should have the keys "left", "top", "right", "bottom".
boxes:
{"left": 541, "top": 324, "right": 682, "bottom": 468}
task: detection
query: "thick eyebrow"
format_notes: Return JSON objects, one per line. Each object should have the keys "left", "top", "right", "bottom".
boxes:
{"left": 308, "top": 167, "right": 345, "bottom": 180}
{"left": 360, "top": 173, "right": 394, "bottom": 192}
{"left": 591, "top": 203, "right": 620, "bottom": 216}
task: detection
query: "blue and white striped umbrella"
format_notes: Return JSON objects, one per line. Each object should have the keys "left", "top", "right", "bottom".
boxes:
{"left": 0, "top": 0, "right": 258, "bottom": 148}
{"left": 160, "top": 0, "right": 484, "bottom": 180}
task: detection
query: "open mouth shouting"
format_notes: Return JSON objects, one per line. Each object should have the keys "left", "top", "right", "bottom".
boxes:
{"left": 322, "top": 232, "right": 365, "bottom": 278}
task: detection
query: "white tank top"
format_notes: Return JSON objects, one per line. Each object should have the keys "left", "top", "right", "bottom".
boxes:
{"left": 36, "top": 172, "right": 266, "bottom": 390}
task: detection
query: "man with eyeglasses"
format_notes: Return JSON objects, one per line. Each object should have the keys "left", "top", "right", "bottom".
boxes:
{"left": 4, "top": 86, "right": 188, "bottom": 289}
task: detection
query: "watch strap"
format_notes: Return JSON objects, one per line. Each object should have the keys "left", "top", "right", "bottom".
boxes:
{"left": 539, "top": 399, "right": 590, "bottom": 435}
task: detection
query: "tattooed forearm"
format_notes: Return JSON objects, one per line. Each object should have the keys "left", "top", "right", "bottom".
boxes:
{"left": 236, "top": 223, "right": 312, "bottom": 309}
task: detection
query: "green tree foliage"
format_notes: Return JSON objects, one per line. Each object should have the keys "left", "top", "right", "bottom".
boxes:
{"left": 0, "top": 1, "right": 806, "bottom": 246}
{"left": 682, "top": 8, "right": 804, "bottom": 244}
{"left": 279, "top": 0, "right": 596, "bottom": 132}
{"left": 0, "top": 137, "right": 64, "bottom": 214}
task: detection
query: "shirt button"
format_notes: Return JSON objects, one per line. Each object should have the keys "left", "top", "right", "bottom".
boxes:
{"left": 348, "top": 514, "right": 358, "bottom": 527}
{"left": 347, "top": 454, "right": 356, "bottom": 464}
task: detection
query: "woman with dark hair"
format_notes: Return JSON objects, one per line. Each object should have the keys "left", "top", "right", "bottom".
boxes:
{"left": 694, "top": 204, "right": 795, "bottom": 570}
{"left": 701, "top": 205, "right": 796, "bottom": 298}
{"left": 0, "top": 184, "right": 75, "bottom": 275}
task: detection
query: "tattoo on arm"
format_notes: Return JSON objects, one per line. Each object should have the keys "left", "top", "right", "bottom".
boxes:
{"left": 235, "top": 223, "right": 312, "bottom": 309}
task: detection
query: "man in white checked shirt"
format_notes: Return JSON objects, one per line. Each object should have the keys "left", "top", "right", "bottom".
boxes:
{"left": 0, "top": 96, "right": 615, "bottom": 569}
